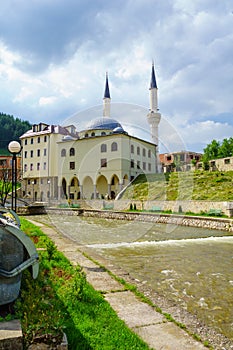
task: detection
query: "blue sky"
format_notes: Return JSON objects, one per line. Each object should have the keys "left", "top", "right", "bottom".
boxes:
{"left": 0, "top": 0, "right": 233, "bottom": 153}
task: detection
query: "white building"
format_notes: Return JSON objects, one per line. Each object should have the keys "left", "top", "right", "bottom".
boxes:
{"left": 20, "top": 64, "right": 161, "bottom": 202}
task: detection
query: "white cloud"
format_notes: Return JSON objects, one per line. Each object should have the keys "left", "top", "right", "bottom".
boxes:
{"left": 39, "top": 96, "right": 57, "bottom": 106}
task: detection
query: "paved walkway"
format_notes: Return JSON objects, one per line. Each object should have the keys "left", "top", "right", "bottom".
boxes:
{"left": 30, "top": 219, "right": 207, "bottom": 350}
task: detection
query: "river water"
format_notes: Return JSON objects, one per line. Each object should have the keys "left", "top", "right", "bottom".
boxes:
{"left": 32, "top": 214, "right": 233, "bottom": 341}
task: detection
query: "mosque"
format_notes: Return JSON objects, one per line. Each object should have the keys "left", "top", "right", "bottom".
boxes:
{"left": 20, "top": 64, "right": 161, "bottom": 202}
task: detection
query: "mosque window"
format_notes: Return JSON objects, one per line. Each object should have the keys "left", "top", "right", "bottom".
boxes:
{"left": 70, "top": 162, "right": 75, "bottom": 170}
{"left": 101, "top": 158, "right": 107, "bottom": 167}
{"left": 71, "top": 179, "right": 75, "bottom": 186}
{"left": 91, "top": 132, "right": 95, "bottom": 137}
{"left": 137, "top": 147, "right": 140, "bottom": 155}
{"left": 131, "top": 160, "right": 134, "bottom": 168}
{"left": 37, "top": 149, "right": 40, "bottom": 157}
{"left": 143, "top": 148, "right": 146, "bottom": 157}
{"left": 101, "top": 132, "right": 106, "bottom": 136}
{"left": 37, "top": 163, "right": 40, "bottom": 170}
{"left": 44, "top": 136, "right": 47, "bottom": 142}
{"left": 85, "top": 133, "right": 88, "bottom": 138}
{"left": 148, "top": 150, "right": 151, "bottom": 158}
{"left": 44, "top": 148, "right": 47, "bottom": 156}
{"left": 30, "top": 150, "right": 33, "bottom": 157}
{"left": 70, "top": 147, "right": 75, "bottom": 156}
{"left": 37, "top": 137, "right": 40, "bottom": 143}
{"left": 101, "top": 144, "right": 107, "bottom": 152}
{"left": 24, "top": 151, "right": 27, "bottom": 159}
{"left": 31, "top": 138, "right": 33, "bottom": 144}
{"left": 30, "top": 163, "right": 33, "bottom": 171}
{"left": 111, "top": 142, "right": 117, "bottom": 151}
{"left": 61, "top": 149, "right": 66, "bottom": 157}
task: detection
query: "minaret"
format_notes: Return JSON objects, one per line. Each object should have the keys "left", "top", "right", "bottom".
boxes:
{"left": 147, "top": 62, "right": 161, "bottom": 148}
{"left": 103, "top": 72, "right": 111, "bottom": 117}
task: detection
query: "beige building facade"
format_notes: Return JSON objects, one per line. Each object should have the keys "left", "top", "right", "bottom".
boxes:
{"left": 20, "top": 65, "right": 161, "bottom": 202}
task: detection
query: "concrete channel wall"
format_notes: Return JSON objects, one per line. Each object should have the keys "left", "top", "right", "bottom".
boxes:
{"left": 18, "top": 206, "right": 233, "bottom": 232}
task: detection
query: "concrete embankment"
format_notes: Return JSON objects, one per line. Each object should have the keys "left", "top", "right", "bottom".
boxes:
{"left": 18, "top": 206, "right": 233, "bottom": 232}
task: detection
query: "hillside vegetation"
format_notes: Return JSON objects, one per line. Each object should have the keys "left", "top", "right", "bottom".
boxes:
{"left": 121, "top": 171, "right": 233, "bottom": 201}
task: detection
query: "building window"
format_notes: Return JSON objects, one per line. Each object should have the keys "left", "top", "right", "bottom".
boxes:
{"left": 148, "top": 163, "right": 151, "bottom": 171}
{"left": 143, "top": 148, "right": 146, "bottom": 157}
{"left": 111, "top": 142, "right": 118, "bottom": 151}
{"left": 24, "top": 151, "right": 27, "bottom": 158}
{"left": 37, "top": 137, "right": 40, "bottom": 143}
{"left": 44, "top": 135, "right": 47, "bottom": 142}
{"left": 85, "top": 133, "right": 88, "bottom": 138}
{"left": 210, "top": 161, "right": 215, "bottom": 166}
{"left": 131, "top": 159, "right": 134, "bottom": 168}
{"left": 143, "top": 162, "right": 146, "bottom": 170}
{"left": 61, "top": 149, "right": 66, "bottom": 157}
{"left": 30, "top": 163, "right": 33, "bottom": 171}
{"left": 224, "top": 159, "right": 230, "bottom": 164}
{"left": 70, "top": 147, "right": 75, "bottom": 156}
{"left": 101, "top": 144, "right": 107, "bottom": 152}
{"left": 167, "top": 156, "right": 171, "bottom": 161}
{"left": 101, "top": 158, "right": 107, "bottom": 167}
{"left": 37, "top": 149, "right": 40, "bottom": 157}
{"left": 101, "top": 131, "right": 106, "bottom": 136}
{"left": 44, "top": 148, "right": 47, "bottom": 156}
{"left": 137, "top": 161, "right": 140, "bottom": 169}
{"left": 28, "top": 179, "right": 30, "bottom": 185}
{"left": 91, "top": 132, "right": 95, "bottom": 137}
{"left": 70, "top": 161, "right": 75, "bottom": 170}
{"left": 137, "top": 147, "right": 140, "bottom": 155}
{"left": 37, "top": 163, "right": 40, "bottom": 170}
{"left": 24, "top": 164, "right": 27, "bottom": 172}
{"left": 43, "top": 162, "right": 46, "bottom": 170}
{"left": 148, "top": 150, "right": 151, "bottom": 158}
{"left": 131, "top": 145, "right": 134, "bottom": 153}
{"left": 25, "top": 139, "right": 27, "bottom": 145}
{"left": 31, "top": 138, "right": 33, "bottom": 144}
{"left": 30, "top": 150, "right": 33, "bottom": 157}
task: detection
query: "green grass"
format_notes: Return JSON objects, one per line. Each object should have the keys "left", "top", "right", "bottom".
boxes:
{"left": 10, "top": 218, "right": 151, "bottom": 350}
{"left": 122, "top": 171, "right": 233, "bottom": 201}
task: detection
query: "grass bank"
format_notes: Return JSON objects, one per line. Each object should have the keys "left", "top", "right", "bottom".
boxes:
{"left": 3, "top": 218, "right": 151, "bottom": 350}
{"left": 122, "top": 170, "right": 233, "bottom": 201}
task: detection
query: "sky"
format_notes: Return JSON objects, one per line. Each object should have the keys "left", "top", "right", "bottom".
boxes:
{"left": 0, "top": 0, "right": 233, "bottom": 153}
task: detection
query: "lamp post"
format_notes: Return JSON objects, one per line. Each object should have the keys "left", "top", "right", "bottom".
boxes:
{"left": 31, "top": 181, "right": 35, "bottom": 202}
{"left": 8, "top": 141, "right": 21, "bottom": 212}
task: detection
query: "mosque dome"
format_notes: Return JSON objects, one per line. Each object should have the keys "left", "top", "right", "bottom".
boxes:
{"left": 113, "top": 126, "right": 125, "bottom": 134}
{"left": 86, "top": 117, "right": 124, "bottom": 131}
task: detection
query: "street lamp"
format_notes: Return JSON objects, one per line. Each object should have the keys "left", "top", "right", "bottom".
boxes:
{"left": 31, "top": 181, "right": 35, "bottom": 202}
{"left": 8, "top": 141, "right": 21, "bottom": 212}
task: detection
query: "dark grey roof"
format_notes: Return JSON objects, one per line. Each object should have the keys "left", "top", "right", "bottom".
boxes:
{"left": 104, "top": 72, "right": 111, "bottom": 98}
{"left": 86, "top": 117, "right": 123, "bottom": 131}
{"left": 150, "top": 63, "right": 157, "bottom": 89}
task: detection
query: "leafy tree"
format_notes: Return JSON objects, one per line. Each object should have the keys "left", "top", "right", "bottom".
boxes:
{"left": 0, "top": 112, "right": 31, "bottom": 149}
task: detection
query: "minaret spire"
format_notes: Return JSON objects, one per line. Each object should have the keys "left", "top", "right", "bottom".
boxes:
{"left": 103, "top": 72, "right": 111, "bottom": 117}
{"left": 147, "top": 61, "right": 161, "bottom": 151}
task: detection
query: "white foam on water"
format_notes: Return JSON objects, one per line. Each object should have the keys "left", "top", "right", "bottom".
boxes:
{"left": 86, "top": 235, "right": 233, "bottom": 249}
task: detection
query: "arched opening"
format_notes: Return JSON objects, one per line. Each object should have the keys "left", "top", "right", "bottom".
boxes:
{"left": 62, "top": 178, "right": 67, "bottom": 198}
{"left": 83, "top": 176, "right": 94, "bottom": 199}
{"left": 69, "top": 176, "right": 80, "bottom": 200}
{"left": 110, "top": 174, "right": 119, "bottom": 199}
{"left": 96, "top": 175, "right": 108, "bottom": 199}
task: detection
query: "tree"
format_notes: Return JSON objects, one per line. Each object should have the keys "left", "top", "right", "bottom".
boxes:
{"left": 0, "top": 112, "right": 31, "bottom": 149}
{"left": 202, "top": 139, "right": 220, "bottom": 161}
{"left": 0, "top": 166, "right": 12, "bottom": 206}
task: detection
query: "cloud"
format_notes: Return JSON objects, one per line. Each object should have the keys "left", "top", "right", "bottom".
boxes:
{"left": 0, "top": 0, "right": 232, "bottom": 153}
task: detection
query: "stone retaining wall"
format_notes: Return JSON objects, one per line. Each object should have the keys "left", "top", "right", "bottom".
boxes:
{"left": 81, "top": 210, "right": 233, "bottom": 232}
{"left": 18, "top": 206, "right": 233, "bottom": 232}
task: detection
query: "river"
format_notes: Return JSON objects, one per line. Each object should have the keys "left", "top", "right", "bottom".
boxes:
{"left": 31, "top": 213, "right": 233, "bottom": 343}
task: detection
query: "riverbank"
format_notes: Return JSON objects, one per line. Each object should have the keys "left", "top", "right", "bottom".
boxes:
{"left": 18, "top": 205, "right": 233, "bottom": 232}
{"left": 25, "top": 214, "right": 233, "bottom": 350}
